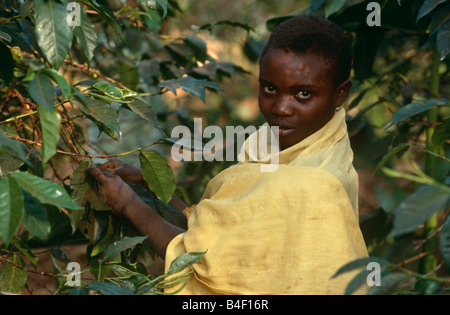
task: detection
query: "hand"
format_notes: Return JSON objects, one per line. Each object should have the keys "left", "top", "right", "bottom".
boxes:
{"left": 96, "top": 159, "right": 144, "bottom": 186}
{"left": 87, "top": 166, "right": 141, "bottom": 217}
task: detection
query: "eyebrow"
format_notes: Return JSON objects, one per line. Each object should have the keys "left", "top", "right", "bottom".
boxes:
{"left": 258, "top": 78, "right": 318, "bottom": 89}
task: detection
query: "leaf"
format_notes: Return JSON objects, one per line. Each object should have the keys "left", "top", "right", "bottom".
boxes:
{"left": 142, "top": 9, "right": 161, "bottom": 34}
{"left": 166, "top": 251, "right": 206, "bottom": 275}
{"left": 11, "top": 236, "right": 38, "bottom": 269}
{"left": 385, "top": 98, "right": 449, "bottom": 129}
{"left": 34, "top": 0, "right": 73, "bottom": 69}
{"left": 389, "top": 185, "right": 450, "bottom": 238}
{"left": 159, "top": 76, "right": 224, "bottom": 102}
{"left": 0, "top": 254, "right": 27, "bottom": 294}
{"left": 436, "top": 19, "right": 450, "bottom": 60}
{"left": 373, "top": 143, "right": 410, "bottom": 175}
{"left": 38, "top": 106, "right": 61, "bottom": 163}
{"left": 126, "top": 98, "right": 157, "bottom": 123}
{"left": 184, "top": 36, "right": 207, "bottom": 62}
{"left": 103, "top": 236, "right": 148, "bottom": 261}
{"left": 73, "top": 95, "right": 121, "bottom": 138}
{"left": 332, "top": 256, "right": 392, "bottom": 279}
{"left": 92, "top": 82, "right": 123, "bottom": 99}
{"left": 41, "top": 68, "right": 73, "bottom": 99}
{"left": 0, "top": 132, "right": 27, "bottom": 163}
{"left": 73, "top": 6, "right": 98, "bottom": 66}
{"left": 22, "top": 190, "right": 51, "bottom": 240}
{"left": 324, "top": 0, "right": 347, "bottom": 18}
{"left": 10, "top": 172, "right": 83, "bottom": 210}
{"left": 79, "top": 0, "right": 124, "bottom": 40}
{"left": 416, "top": 0, "right": 447, "bottom": 22}
{"left": 440, "top": 215, "right": 450, "bottom": 274}
{"left": 88, "top": 282, "right": 135, "bottom": 295}
{"left": 0, "top": 176, "right": 24, "bottom": 246}
{"left": 138, "top": 0, "right": 168, "bottom": 18}
{"left": 139, "top": 151, "right": 175, "bottom": 205}
{"left": 28, "top": 72, "right": 56, "bottom": 111}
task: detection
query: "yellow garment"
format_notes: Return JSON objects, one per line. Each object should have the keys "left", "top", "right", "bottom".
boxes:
{"left": 164, "top": 109, "right": 368, "bottom": 294}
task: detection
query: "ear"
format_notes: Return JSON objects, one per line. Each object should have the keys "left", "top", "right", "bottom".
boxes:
{"left": 335, "top": 79, "right": 352, "bottom": 109}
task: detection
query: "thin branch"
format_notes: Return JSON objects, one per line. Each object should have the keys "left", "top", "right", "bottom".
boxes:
{"left": 0, "top": 255, "right": 66, "bottom": 279}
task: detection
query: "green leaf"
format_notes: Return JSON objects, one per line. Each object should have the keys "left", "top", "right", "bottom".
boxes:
{"left": 373, "top": 143, "right": 410, "bottom": 175}
{"left": 139, "top": 151, "right": 175, "bottom": 205}
{"left": 440, "top": 215, "right": 450, "bottom": 274}
{"left": 11, "top": 236, "right": 39, "bottom": 269}
{"left": 332, "top": 256, "right": 392, "bottom": 279}
{"left": 324, "top": 0, "right": 347, "bottom": 18}
{"left": 73, "top": 95, "right": 121, "bottom": 138}
{"left": 0, "top": 176, "right": 24, "bottom": 246}
{"left": 22, "top": 190, "right": 51, "bottom": 240}
{"left": 88, "top": 281, "right": 135, "bottom": 295}
{"left": 0, "top": 254, "right": 27, "bottom": 294}
{"left": 28, "top": 72, "right": 56, "bottom": 111}
{"left": 103, "top": 236, "right": 148, "bottom": 261}
{"left": 0, "top": 132, "right": 27, "bottom": 163}
{"left": 38, "top": 106, "right": 61, "bottom": 163}
{"left": 34, "top": 0, "right": 73, "bottom": 69}
{"left": 184, "top": 36, "right": 207, "bottom": 62}
{"left": 166, "top": 251, "right": 206, "bottom": 275}
{"left": 126, "top": 98, "right": 157, "bottom": 122}
{"left": 10, "top": 172, "right": 83, "bottom": 210}
{"left": 389, "top": 185, "right": 450, "bottom": 238}
{"left": 386, "top": 98, "right": 449, "bottom": 129}
{"left": 79, "top": 0, "right": 124, "bottom": 40}
{"left": 436, "top": 20, "right": 450, "bottom": 60}
{"left": 159, "top": 76, "right": 224, "bottom": 102}
{"left": 73, "top": 6, "right": 98, "bottom": 66}
{"left": 142, "top": 8, "right": 161, "bottom": 34}
{"left": 432, "top": 118, "right": 450, "bottom": 148}
{"left": 92, "top": 82, "right": 123, "bottom": 99}
{"left": 416, "top": 0, "right": 447, "bottom": 22}
{"left": 41, "top": 68, "right": 73, "bottom": 99}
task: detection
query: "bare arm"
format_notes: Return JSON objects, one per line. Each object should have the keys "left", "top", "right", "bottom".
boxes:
{"left": 88, "top": 167, "right": 185, "bottom": 259}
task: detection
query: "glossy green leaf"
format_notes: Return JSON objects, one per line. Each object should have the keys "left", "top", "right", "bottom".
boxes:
{"left": 139, "top": 151, "right": 175, "bottom": 205}
{"left": 166, "top": 251, "right": 206, "bottom": 275}
{"left": 73, "top": 6, "right": 98, "bottom": 66}
{"left": 126, "top": 98, "right": 157, "bottom": 122}
{"left": 389, "top": 185, "right": 450, "bottom": 238}
{"left": 34, "top": 0, "right": 73, "bottom": 69}
{"left": 386, "top": 98, "right": 449, "bottom": 129}
{"left": 73, "top": 95, "right": 121, "bottom": 138}
{"left": 22, "top": 190, "right": 51, "bottom": 240}
{"left": 436, "top": 20, "right": 450, "bottom": 60}
{"left": 92, "top": 82, "right": 123, "bottom": 99}
{"left": 103, "top": 236, "right": 148, "bottom": 261}
{"left": 11, "top": 236, "right": 39, "bottom": 269}
{"left": 0, "top": 176, "right": 24, "bottom": 246}
{"left": 42, "top": 68, "right": 73, "bottom": 99}
{"left": 440, "top": 216, "right": 450, "bottom": 274}
{"left": 11, "top": 171, "right": 83, "bottom": 210}
{"left": 28, "top": 72, "right": 56, "bottom": 111}
{"left": 0, "top": 254, "right": 27, "bottom": 294}
{"left": 142, "top": 8, "right": 161, "bottom": 34}
{"left": 38, "top": 106, "right": 61, "bottom": 163}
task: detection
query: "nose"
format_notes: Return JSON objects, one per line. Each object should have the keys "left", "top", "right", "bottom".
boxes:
{"left": 272, "top": 95, "right": 294, "bottom": 117}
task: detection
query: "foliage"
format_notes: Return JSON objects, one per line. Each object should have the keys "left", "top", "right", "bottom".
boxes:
{"left": 0, "top": 0, "right": 449, "bottom": 295}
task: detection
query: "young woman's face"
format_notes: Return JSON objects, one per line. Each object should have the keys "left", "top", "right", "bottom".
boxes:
{"left": 258, "top": 49, "right": 350, "bottom": 150}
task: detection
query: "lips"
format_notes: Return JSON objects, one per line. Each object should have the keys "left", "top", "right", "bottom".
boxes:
{"left": 270, "top": 121, "right": 296, "bottom": 137}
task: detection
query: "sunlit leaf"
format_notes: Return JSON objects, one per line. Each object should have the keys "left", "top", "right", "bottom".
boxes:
{"left": 38, "top": 106, "right": 61, "bottom": 163}
{"left": 103, "top": 236, "right": 148, "bottom": 261}
{"left": 73, "top": 6, "right": 98, "bottom": 66}
{"left": 166, "top": 251, "right": 206, "bottom": 275}
{"left": 0, "top": 254, "right": 27, "bottom": 294}
{"left": 139, "top": 151, "right": 175, "bottom": 205}
{"left": 34, "top": 0, "right": 73, "bottom": 69}
{"left": 11, "top": 171, "right": 83, "bottom": 210}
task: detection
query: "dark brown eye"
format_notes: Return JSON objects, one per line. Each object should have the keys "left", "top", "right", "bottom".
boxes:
{"left": 296, "top": 90, "right": 311, "bottom": 99}
{"left": 263, "top": 85, "right": 277, "bottom": 94}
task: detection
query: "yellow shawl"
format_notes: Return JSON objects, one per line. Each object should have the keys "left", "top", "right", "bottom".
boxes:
{"left": 164, "top": 109, "right": 368, "bottom": 294}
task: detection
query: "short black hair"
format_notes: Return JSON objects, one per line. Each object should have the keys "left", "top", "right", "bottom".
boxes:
{"left": 260, "top": 15, "right": 352, "bottom": 85}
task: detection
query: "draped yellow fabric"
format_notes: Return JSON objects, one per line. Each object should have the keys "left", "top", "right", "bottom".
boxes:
{"left": 164, "top": 110, "right": 368, "bottom": 294}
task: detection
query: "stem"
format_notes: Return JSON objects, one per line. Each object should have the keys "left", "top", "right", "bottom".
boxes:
{"left": 419, "top": 45, "right": 441, "bottom": 276}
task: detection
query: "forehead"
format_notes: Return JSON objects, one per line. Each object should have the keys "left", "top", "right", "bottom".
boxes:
{"left": 259, "top": 49, "right": 333, "bottom": 86}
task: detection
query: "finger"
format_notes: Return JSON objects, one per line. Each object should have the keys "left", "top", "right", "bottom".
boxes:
{"left": 87, "top": 167, "right": 109, "bottom": 184}
{"left": 96, "top": 160, "right": 119, "bottom": 170}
